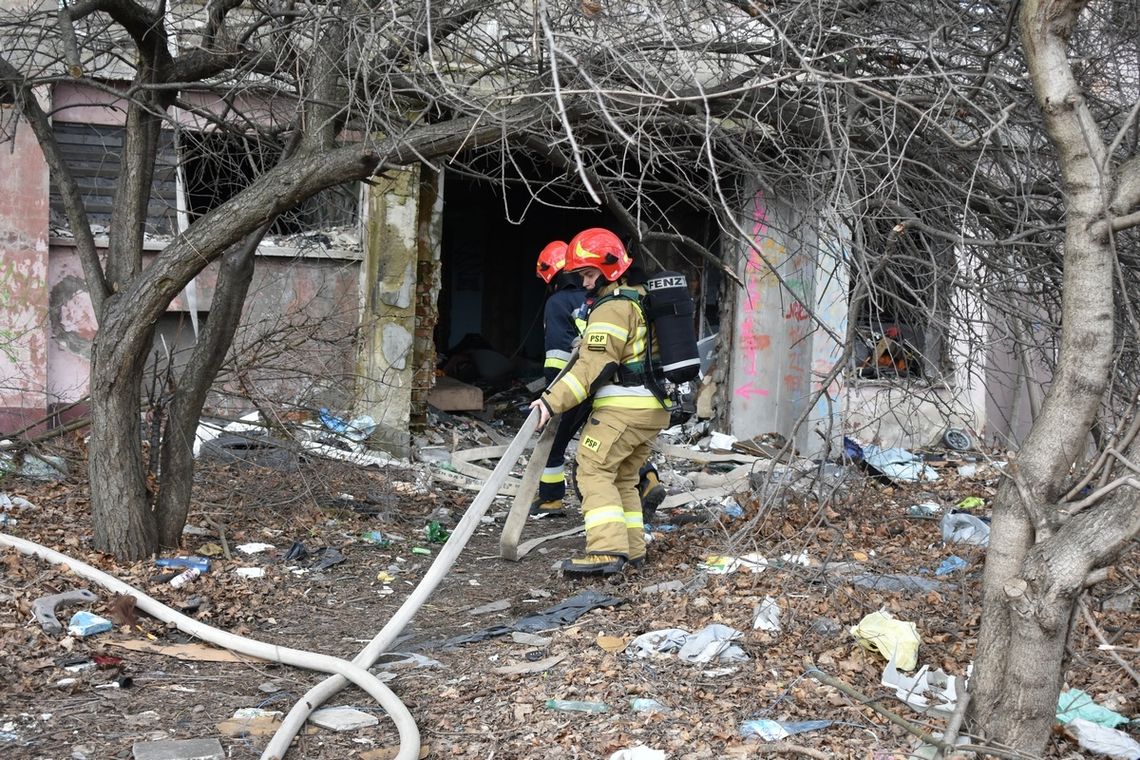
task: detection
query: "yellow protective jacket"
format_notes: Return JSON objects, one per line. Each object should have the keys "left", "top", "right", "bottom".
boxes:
{"left": 541, "top": 280, "right": 669, "bottom": 416}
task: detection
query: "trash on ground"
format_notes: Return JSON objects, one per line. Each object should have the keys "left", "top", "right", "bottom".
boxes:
{"left": 131, "top": 738, "right": 225, "bottom": 760}
{"left": 850, "top": 609, "right": 921, "bottom": 671}
{"left": 217, "top": 708, "right": 283, "bottom": 738}
{"left": 1064, "top": 718, "right": 1140, "bottom": 759}
{"left": 941, "top": 512, "right": 990, "bottom": 546}
{"left": 424, "top": 520, "right": 450, "bottom": 543}
{"left": 630, "top": 624, "right": 748, "bottom": 664}
{"left": 943, "top": 428, "right": 973, "bottom": 451}
{"left": 32, "top": 589, "right": 99, "bottom": 635}
{"left": 468, "top": 599, "right": 511, "bottom": 616}
{"left": 309, "top": 706, "right": 380, "bottom": 731}
{"left": 411, "top": 546, "right": 432, "bottom": 556}
{"left": 881, "top": 650, "right": 959, "bottom": 716}
{"left": 861, "top": 444, "right": 939, "bottom": 483}
{"left": 629, "top": 698, "right": 669, "bottom": 714}
{"left": 283, "top": 541, "right": 310, "bottom": 561}
{"left": 67, "top": 611, "right": 113, "bottom": 638}
{"left": 752, "top": 596, "right": 781, "bottom": 632}
{"left": 957, "top": 463, "right": 978, "bottom": 477}
{"left": 596, "top": 634, "right": 629, "bottom": 653}
{"left": 235, "top": 567, "right": 265, "bottom": 579}
{"left": 1056, "top": 688, "right": 1131, "bottom": 728}
{"left": 906, "top": 502, "right": 942, "bottom": 518}
{"left": 108, "top": 639, "right": 269, "bottom": 664}
{"left": 701, "top": 553, "right": 768, "bottom": 574}
{"left": 643, "top": 580, "right": 685, "bottom": 594}
{"left": 361, "top": 531, "right": 389, "bottom": 546}
{"left": 510, "top": 632, "right": 552, "bottom": 646}
{"left": 545, "top": 699, "right": 609, "bottom": 713}
{"left": 955, "top": 496, "right": 985, "bottom": 510}
{"left": 741, "top": 719, "right": 833, "bottom": 741}
{"left": 608, "top": 746, "right": 666, "bottom": 760}
{"left": 236, "top": 542, "right": 275, "bottom": 555}
{"left": 848, "top": 573, "right": 944, "bottom": 593}
{"left": 709, "top": 431, "right": 738, "bottom": 451}
{"left": 437, "top": 591, "right": 625, "bottom": 648}
{"left": 493, "top": 653, "right": 567, "bottom": 675}
{"left": 935, "top": 556, "right": 968, "bottom": 576}
{"left": 312, "top": 547, "right": 347, "bottom": 569}
{"left": 169, "top": 567, "right": 202, "bottom": 588}
{"left": 318, "top": 409, "right": 377, "bottom": 442}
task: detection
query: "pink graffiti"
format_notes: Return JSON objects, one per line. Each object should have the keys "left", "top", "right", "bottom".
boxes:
{"left": 738, "top": 191, "right": 771, "bottom": 375}
{"left": 734, "top": 382, "right": 770, "bottom": 400}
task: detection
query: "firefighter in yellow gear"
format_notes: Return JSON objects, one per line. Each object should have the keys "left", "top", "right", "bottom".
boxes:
{"left": 529, "top": 228, "right": 670, "bottom": 577}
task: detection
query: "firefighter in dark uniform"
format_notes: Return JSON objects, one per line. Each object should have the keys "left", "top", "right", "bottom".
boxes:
{"left": 531, "top": 240, "right": 591, "bottom": 516}
{"left": 529, "top": 228, "right": 670, "bottom": 576}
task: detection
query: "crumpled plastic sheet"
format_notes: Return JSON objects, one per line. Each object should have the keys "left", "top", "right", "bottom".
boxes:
{"left": 848, "top": 573, "right": 945, "bottom": 593}
{"left": 630, "top": 623, "right": 748, "bottom": 663}
{"left": 741, "top": 719, "right": 833, "bottom": 741}
{"left": 941, "top": 512, "right": 991, "bottom": 546}
{"left": 433, "top": 591, "right": 626, "bottom": 648}
{"left": 608, "top": 746, "right": 666, "bottom": 760}
{"left": 850, "top": 609, "right": 921, "bottom": 671}
{"left": 1065, "top": 718, "right": 1140, "bottom": 760}
{"left": 1056, "top": 688, "right": 1131, "bottom": 728}
{"left": 861, "top": 444, "right": 940, "bottom": 483}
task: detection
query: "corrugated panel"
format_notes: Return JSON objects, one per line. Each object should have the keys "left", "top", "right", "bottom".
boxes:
{"left": 49, "top": 122, "right": 178, "bottom": 235}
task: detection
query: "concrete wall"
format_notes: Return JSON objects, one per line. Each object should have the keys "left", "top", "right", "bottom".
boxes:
{"left": 0, "top": 110, "right": 51, "bottom": 434}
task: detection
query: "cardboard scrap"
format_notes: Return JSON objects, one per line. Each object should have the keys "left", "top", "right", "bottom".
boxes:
{"left": 493, "top": 653, "right": 567, "bottom": 675}
{"left": 108, "top": 639, "right": 268, "bottom": 663}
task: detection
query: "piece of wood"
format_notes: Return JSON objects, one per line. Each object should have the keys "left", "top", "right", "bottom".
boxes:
{"left": 427, "top": 376, "right": 484, "bottom": 411}
{"left": 654, "top": 443, "right": 764, "bottom": 465}
{"left": 450, "top": 444, "right": 522, "bottom": 495}
{"left": 514, "top": 524, "right": 585, "bottom": 559}
{"left": 499, "top": 414, "right": 559, "bottom": 560}
{"left": 107, "top": 639, "right": 268, "bottom": 663}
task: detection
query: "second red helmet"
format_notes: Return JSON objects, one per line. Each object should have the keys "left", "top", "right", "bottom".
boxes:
{"left": 535, "top": 241, "right": 568, "bottom": 283}
{"left": 565, "top": 228, "right": 631, "bottom": 282}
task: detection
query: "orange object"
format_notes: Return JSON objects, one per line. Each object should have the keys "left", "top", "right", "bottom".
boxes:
{"left": 536, "top": 241, "right": 568, "bottom": 283}
{"left": 565, "top": 228, "right": 631, "bottom": 282}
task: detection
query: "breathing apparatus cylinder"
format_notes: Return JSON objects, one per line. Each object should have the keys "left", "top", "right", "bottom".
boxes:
{"left": 643, "top": 271, "right": 700, "bottom": 383}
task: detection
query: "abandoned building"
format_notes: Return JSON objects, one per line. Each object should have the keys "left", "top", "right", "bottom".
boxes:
{"left": 0, "top": 75, "right": 1038, "bottom": 460}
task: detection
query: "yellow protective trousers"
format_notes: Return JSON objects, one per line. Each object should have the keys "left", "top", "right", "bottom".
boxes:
{"left": 575, "top": 405, "right": 669, "bottom": 560}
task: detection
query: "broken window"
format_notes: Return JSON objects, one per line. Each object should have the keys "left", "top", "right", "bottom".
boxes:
{"left": 850, "top": 247, "right": 950, "bottom": 381}
{"left": 179, "top": 131, "right": 358, "bottom": 237}
{"left": 49, "top": 122, "right": 178, "bottom": 235}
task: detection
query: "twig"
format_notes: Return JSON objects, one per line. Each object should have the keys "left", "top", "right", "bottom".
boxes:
{"left": 937, "top": 675, "right": 970, "bottom": 759}
{"left": 1080, "top": 600, "right": 1140, "bottom": 688}
{"left": 205, "top": 517, "right": 233, "bottom": 560}
{"left": 752, "top": 745, "right": 829, "bottom": 759}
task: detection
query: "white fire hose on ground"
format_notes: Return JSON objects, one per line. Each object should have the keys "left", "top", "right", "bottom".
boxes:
{"left": 0, "top": 406, "right": 542, "bottom": 760}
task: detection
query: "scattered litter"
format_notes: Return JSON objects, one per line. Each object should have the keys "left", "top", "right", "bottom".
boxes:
{"left": 283, "top": 541, "right": 310, "bottom": 562}
{"left": 943, "top": 428, "right": 973, "bottom": 451}
{"left": 629, "top": 698, "right": 669, "bottom": 714}
{"left": 236, "top": 542, "right": 275, "bottom": 555}
{"left": 545, "top": 699, "right": 609, "bottom": 713}
{"left": 709, "top": 431, "right": 738, "bottom": 451}
{"left": 701, "top": 554, "right": 768, "bottom": 574}
{"left": 131, "top": 738, "right": 225, "bottom": 760}
{"left": 235, "top": 567, "right": 265, "bottom": 579}
{"left": 957, "top": 463, "right": 978, "bottom": 477}
{"left": 850, "top": 609, "right": 921, "bottom": 671}
{"left": 376, "top": 571, "right": 395, "bottom": 583}
{"left": 941, "top": 513, "right": 990, "bottom": 546}
{"left": 108, "top": 639, "right": 268, "bottom": 664}
{"left": 1056, "top": 688, "right": 1131, "bottom": 728}
{"left": 67, "top": 611, "right": 113, "bottom": 638}
{"left": 881, "top": 650, "right": 959, "bottom": 716}
{"left": 169, "top": 567, "right": 202, "bottom": 588}
{"left": 493, "top": 654, "right": 566, "bottom": 675}
{"left": 935, "top": 556, "right": 967, "bottom": 576}
{"left": 510, "top": 632, "right": 552, "bottom": 647}
{"left": 155, "top": 556, "right": 212, "bottom": 572}
{"left": 861, "top": 444, "right": 939, "bottom": 483}
{"left": 411, "top": 547, "right": 432, "bottom": 556}
{"left": 318, "top": 410, "right": 377, "bottom": 442}
{"left": 630, "top": 624, "right": 748, "bottom": 664}
{"left": 596, "top": 634, "right": 629, "bottom": 653}
{"left": 848, "top": 573, "right": 944, "bottom": 593}
{"left": 310, "top": 706, "right": 379, "bottom": 731}
{"left": 312, "top": 547, "right": 347, "bottom": 570}
{"left": 424, "top": 521, "right": 450, "bottom": 543}
{"left": 468, "top": 599, "right": 511, "bottom": 616}
{"left": 32, "top": 590, "right": 99, "bottom": 635}
{"left": 701, "top": 666, "right": 739, "bottom": 678}
{"left": 1064, "top": 718, "right": 1140, "bottom": 759}
{"left": 217, "top": 707, "right": 283, "bottom": 737}
{"left": 436, "top": 591, "right": 625, "bottom": 648}
{"left": 741, "top": 719, "right": 833, "bottom": 741}
{"left": 906, "top": 502, "right": 942, "bottom": 518}
{"left": 361, "top": 531, "right": 389, "bottom": 546}
{"left": 0, "top": 451, "right": 68, "bottom": 481}
{"left": 752, "top": 596, "right": 781, "bottom": 632}
{"left": 716, "top": 498, "right": 744, "bottom": 519}
{"left": 608, "top": 746, "right": 666, "bottom": 760}
{"left": 955, "top": 496, "right": 985, "bottom": 510}
{"left": 777, "top": 551, "right": 812, "bottom": 567}
{"left": 643, "top": 580, "right": 684, "bottom": 594}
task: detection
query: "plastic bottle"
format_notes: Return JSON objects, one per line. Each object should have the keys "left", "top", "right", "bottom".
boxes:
{"left": 544, "top": 699, "right": 609, "bottom": 713}
{"left": 169, "top": 567, "right": 202, "bottom": 588}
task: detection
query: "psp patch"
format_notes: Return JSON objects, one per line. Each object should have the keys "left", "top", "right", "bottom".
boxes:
{"left": 586, "top": 333, "right": 608, "bottom": 351}
{"left": 581, "top": 435, "right": 601, "bottom": 452}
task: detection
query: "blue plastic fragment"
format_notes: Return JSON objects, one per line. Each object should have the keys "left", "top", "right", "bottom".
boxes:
{"left": 936, "top": 555, "right": 968, "bottom": 576}
{"left": 67, "top": 610, "right": 113, "bottom": 637}
{"left": 155, "top": 556, "right": 211, "bottom": 573}
{"left": 741, "top": 719, "right": 833, "bottom": 740}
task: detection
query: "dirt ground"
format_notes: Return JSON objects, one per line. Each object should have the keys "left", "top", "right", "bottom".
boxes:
{"left": 0, "top": 426, "right": 1136, "bottom": 760}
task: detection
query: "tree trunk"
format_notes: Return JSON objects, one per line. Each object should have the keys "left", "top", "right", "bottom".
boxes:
{"left": 88, "top": 308, "right": 157, "bottom": 559}
{"left": 155, "top": 228, "right": 265, "bottom": 548}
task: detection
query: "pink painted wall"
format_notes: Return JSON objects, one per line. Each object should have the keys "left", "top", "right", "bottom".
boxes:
{"left": 0, "top": 112, "right": 51, "bottom": 433}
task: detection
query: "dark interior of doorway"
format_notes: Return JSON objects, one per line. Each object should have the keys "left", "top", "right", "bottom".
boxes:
{"left": 437, "top": 165, "right": 719, "bottom": 388}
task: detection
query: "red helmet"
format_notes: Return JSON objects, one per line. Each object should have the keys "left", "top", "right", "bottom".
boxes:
{"left": 565, "top": 228, "right": 631, "bottom": 282}
{"left": 536, "top": 241, "right": 568, "bottom": 283}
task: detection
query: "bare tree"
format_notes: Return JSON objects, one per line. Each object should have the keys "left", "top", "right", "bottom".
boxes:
{"left": 1, "top": 1, "right": 1138, "bottom": 753}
